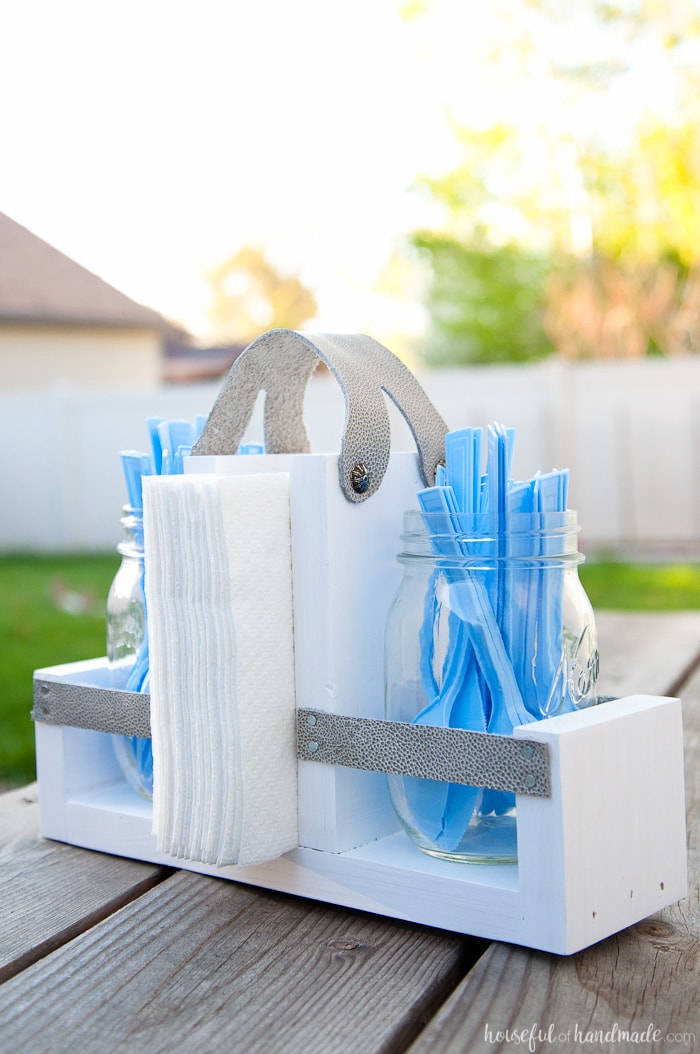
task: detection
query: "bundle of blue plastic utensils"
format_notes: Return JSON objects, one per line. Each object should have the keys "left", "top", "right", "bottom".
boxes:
{"left": 416, "top": 423, "right": 574, "bottom": 734}
{"left": 404, "top": 423, "right": 585, "bottom": 849}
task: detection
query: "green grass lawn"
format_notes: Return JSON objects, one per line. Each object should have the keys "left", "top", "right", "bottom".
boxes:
{"left": 579, "top": 559, "right": 700, "bottom": 611}
{"left": 0, "top": 553, "right": 117, "bottom": 785}
{"left": 1, "top": 553, "right": 699, "bottom": 788}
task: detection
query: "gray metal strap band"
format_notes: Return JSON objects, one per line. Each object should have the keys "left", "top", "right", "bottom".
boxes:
{"left": 191, "top": 329, "right": 448, "bottom": 503}
{"left": 297, "top": 709, "right": 550, "bottom": 797}
{"left": 32, "top": 678, "right": 152, "bottom": 738}
{"left": 32, "top": 680, "right": 549, "bottom": 797}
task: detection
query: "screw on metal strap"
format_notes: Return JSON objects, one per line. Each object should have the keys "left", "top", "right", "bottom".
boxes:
{"left": 191, "top": 330, "right": 448, "bottom": 503}
{"left": 32, "top": 678, "right": 152, "bottom": 738}
{"left": 31, "top": 677, "right": 550, "bottom": 797}
{"left": 296, "top": 709, "right": 551, "bottom": 798}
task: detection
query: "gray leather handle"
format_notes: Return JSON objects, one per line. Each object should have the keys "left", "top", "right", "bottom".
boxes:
{"left": 191, "top": 329, "right": 448, "bottom": 502}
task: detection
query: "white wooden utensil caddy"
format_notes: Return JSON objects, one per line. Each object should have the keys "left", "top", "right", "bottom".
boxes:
{"left": 32, "top": 331, "right": 687, "bottom": 956}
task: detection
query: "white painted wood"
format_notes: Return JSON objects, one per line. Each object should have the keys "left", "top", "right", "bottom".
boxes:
{"left": 514, "top": 694, "right": 687, "bottom": 953}
{"left": 34, "top": 660, "right": 129, "bottom": 841}
{"left": 34, "top": 682, "right": 688, "bottom": 955}
{"left": 187, "top": 451, "right": 423, "bottom": 853}
{"left": 34, "top": 725, "right": 68, "bottom": 841}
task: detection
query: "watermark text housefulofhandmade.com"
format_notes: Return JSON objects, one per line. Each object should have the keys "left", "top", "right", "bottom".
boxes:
{"left": 484, "top": 1022, "right": 696, "bottom": 1050}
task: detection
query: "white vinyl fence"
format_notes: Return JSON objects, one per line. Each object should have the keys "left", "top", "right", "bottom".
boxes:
{"left": 2, "top": 356, "right": 700, "bottom": 556}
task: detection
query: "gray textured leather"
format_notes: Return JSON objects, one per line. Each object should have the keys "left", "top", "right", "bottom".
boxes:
{"left": 191, "top": 329, "right": 449, "bottom": 502}
{"left": 298, "top": 709, "right": 551, "bottom": 797}
{"left": 31, "top": 678, "right": 549, "bottom": 796}
{"left": 32, "top": 678, "right": 152, "bottom": 738}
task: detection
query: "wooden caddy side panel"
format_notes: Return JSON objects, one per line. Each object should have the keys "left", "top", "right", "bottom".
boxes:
{"left": 516, "top": 694, "right": 687, "bottom": 953}
{"left": 34, "top": 666, "right": 688, "bottom": 955}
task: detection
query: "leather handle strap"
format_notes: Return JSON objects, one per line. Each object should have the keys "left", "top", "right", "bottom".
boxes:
{"left": 191, "top": 329, "right": 448, "bottom": 502}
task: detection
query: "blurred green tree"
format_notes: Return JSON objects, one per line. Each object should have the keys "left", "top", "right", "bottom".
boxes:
{"left": 413, "top": 235, "right": 552, "bottom": 364}
{"left": 406, "top": 0, "right": 700, "bottom": 363}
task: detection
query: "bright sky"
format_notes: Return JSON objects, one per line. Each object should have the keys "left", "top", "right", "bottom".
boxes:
{"left": 1, "top": 0, "right": 469, "bottom": 342}
{"left": 1, "top": 1, "right": 685, "bottom": 345}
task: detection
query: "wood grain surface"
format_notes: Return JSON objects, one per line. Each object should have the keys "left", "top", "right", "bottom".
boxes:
{"left": 406, "top": 615, "right": 700, "bottom": 1053}
{"left": 0, "top": 783, "right": 168, "bottom": 983}
{"left": 1, "top": 612, "right": 699, "bottom": 1054}
{"left": 0, "top": 868, "right": 483, "bottom": 1054}
{"left": 594, "top": 611, "right": 700, "bottom": 699}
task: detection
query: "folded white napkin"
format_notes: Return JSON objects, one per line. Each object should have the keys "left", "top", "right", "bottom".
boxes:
{"left": 143, "top": 472, "right": 298, "bottom": 867}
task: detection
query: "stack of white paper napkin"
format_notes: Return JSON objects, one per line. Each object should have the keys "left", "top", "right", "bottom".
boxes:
{"left": 143, "top": 472, "right": 298, "bottom": 867}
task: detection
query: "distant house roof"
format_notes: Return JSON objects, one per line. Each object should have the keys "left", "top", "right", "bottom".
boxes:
{"left": 163, "top": 337, "right": 247, "bottom": 383}
{"left": 0, "top": 211, "right": 168, "bottom": 330}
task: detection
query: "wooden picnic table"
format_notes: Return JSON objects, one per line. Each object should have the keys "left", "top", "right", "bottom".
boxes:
{"left": 1, "top": 611, "right": 699, "bottom": 1053}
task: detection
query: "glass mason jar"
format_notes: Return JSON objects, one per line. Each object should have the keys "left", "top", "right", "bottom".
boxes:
{"left": 106, "top": 505, "right": 153, "bottom": 799}
{"left": 385, "top": 509, "right": 599, "bottom": 865}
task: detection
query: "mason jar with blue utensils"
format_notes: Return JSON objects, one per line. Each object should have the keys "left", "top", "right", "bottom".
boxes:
{"left": 385, "top": 424, "right": 599, "bottom": 864}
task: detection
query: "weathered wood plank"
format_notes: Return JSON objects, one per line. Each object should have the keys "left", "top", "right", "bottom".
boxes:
{"left": 0, "top": 783, "right": 168, "bottom": 982}
{"left": 595, "top": 610, "right": 700, "bottom": 699}
{"left": 407, "top": 613, "right": 700, "bottom": 1053}
{"left": 0, "top": 867, "right": 483, "bottom": 1054}
{"left": 2, "top": 613, "right": 698, "bottom": 1053}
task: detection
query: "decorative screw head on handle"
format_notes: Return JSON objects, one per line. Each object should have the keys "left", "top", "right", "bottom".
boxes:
{"left": 350, "top": 462, "right": 370, "bottom": 495}
{"left": 191, "top": 330, "right": 449, "bottom": 502}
